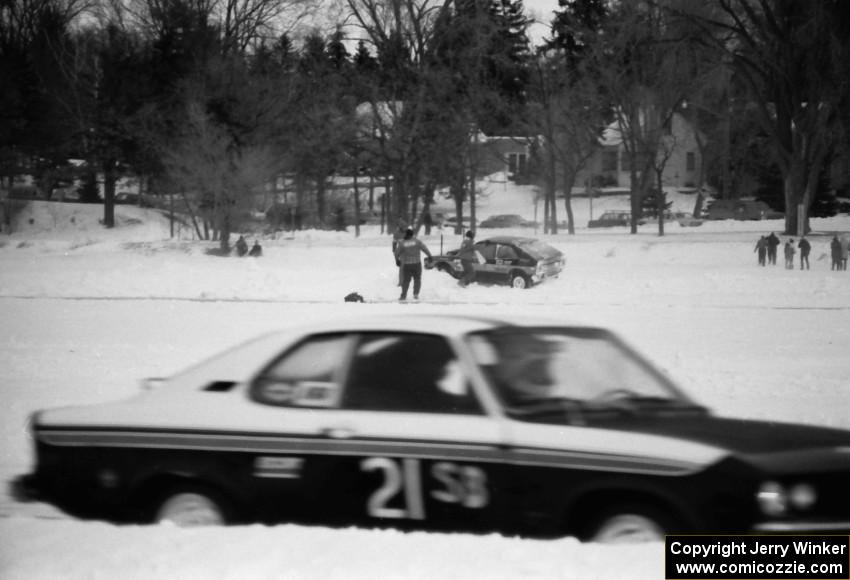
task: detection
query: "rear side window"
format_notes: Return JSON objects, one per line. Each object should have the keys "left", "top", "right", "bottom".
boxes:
{"left": 250, "top": 333, "right": 350, "bottom": 407}
{"left": 342, "top": 333, "right": 482, "bottom": 414}
{"left": 476, "top": 243, "right": 497, "bottom": 262}
{"left": 496, "top": 245, "right": 519, "bottom": 260}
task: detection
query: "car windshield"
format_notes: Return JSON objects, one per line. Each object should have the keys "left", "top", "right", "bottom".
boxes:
{"left": 465, "top": 327, "right": 696, "bottom": 417}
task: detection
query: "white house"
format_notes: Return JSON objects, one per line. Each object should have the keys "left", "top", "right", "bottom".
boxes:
{"left": 577, "top": 112, "right": 703, "bottom": 190}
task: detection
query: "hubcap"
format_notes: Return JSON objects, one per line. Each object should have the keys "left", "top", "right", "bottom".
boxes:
{"left": 592, "top": 514, "right": 664, "bottom": 543}
{"left": 156, "top": 492, "right": 224, "bottom": 527}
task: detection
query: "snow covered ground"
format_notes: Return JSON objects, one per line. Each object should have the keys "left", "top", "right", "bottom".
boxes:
{"left": 0, "top": 188, "right": 848, "bottom": 579}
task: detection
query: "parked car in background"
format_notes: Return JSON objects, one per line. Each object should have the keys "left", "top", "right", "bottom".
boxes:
{"left": 427, "top": 235, "right": 564, "bottom": 289}
{"left": 588, "top": 210, "right": 634, "bottom": 228}
{"left": 115, "top": 193, "right": 156, "bottom": 207}
{"left": 441, "top": 215, "right": 477, "bottom": 230}
{"left": 479, "top": 214, "right": 536, "bottom": 228}
{"left": 641, "top": 211, "right": 704, "bottom": 228}
{"left": 6, "top": 185, "right": 47, "bottom": 200}
{"left": 14, "top": 314, "right": 850, "bottom": 543}
{"left": 673, "top": 212, "right": 703, "bottom": 227}
{"left": 704, "top": 200, "right": 783, "bottom": 221}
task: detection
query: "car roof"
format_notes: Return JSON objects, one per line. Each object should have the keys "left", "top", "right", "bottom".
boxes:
{"left": 478, "top": 236, "right": 538, "bottom": 244}
{"left": 282, "top": 312, "right": 573, "bottom": 337}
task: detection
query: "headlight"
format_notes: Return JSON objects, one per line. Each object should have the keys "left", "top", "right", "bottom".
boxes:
{"left": 757, "top": 481, "right": 787, "bottom": 516}
{"left": 789, "top": 483, "right": 817, "bottom": 511}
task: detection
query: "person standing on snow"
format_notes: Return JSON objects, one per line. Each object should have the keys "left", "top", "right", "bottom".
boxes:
{"left": 391, "top": 220, "right": 408, "bottom": 286}
{"left": 394, "top": 228, "right": 433, "bottom": 300}
{"left": 766, "top": 232, "right": 780, "bottom": 265}
{"left": 458, "top": 230, "right": 478, "bottom": 286}
{"left": 831, "top": 235, "right": 843, "bottom": 271}
{"left": 797, "top": 236, "right": 811, "bottom": 270}
{"left": 754, "top": 236, "right": 768, "bottom": 266}
{"left": 235, "top": 235, "right": 248, "bottom": 257}
{"left": 784, "top": 238, "right": 796, "bottom": 269}
{"left": 841, "top": 235, "right": 850, "bottom": 271}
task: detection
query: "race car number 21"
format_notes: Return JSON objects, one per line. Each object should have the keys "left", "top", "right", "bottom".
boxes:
{"left": 361, "top": 457, "right": 488, "bottom": 520}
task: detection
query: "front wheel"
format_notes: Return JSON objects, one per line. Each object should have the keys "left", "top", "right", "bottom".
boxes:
{"left": 585, "top": 505, "right": 674, "bottom": 543}
{"left": 437, "top": 263, "right": 461, "bottom": 279}
{"left": 153, "top": 486, "right": 228, "bottom": 527}
{"left": 509, "top": 272, "right": 531, "bottom": 289}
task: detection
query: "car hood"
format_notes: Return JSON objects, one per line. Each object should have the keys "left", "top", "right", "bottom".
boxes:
{"left": 583, "top": 413, "right": 850, "bottom": 458}
{"left": 513, "top": 411, "right": 850, "bottom": 474}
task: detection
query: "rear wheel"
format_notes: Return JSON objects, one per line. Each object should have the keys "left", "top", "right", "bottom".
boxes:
{"left": 510, "top": 272, "right": 531, "bottom": 289}
{"left": 153, "top": 486, "right": 228, "bottom": 527}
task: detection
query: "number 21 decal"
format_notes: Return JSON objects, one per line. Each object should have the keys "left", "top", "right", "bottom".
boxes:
{"left": 360, "top": 457, "right": 489, "bottom": 519}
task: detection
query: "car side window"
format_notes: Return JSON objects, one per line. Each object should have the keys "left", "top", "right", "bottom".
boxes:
{"left": 250, "top": 333, "right": 350, "bottom": 407}
{"left": 496, "top": 245, "right": 519, "bottom": 260}
{"left": 475, "top": 243, "right": 496, "bottom": 262}
{"left": 342, "top": 333, "right": 482, "bottom": 414}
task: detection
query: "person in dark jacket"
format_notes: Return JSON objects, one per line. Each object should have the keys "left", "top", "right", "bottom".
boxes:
{"left": 766, "top": 232, "right": 780, "bottom": 265}
{"left": 797, "top": 236, "right": 811, "bottom": 270}
{"left": 248, "top": 240, "right": 263, "bottom": 257}
{"left": 458, "top": 230, "right": 477, "bottom": 286}
{"left": 784, "top": 238, "right": 796, "bottom": 269}
{"left": 830, "top": 236, "right": 842, "bottom": 270}
{"left": 391, "top": 220, "right": 408, "bottom": 286}
{"left": 754, "top": 236, "right": 767, "bottom": 266}
{"left": 235, "top": 235, "right": 248, "bottom": 257}
{"left": 394, "top": 228, "right": 433, "bottom": 300}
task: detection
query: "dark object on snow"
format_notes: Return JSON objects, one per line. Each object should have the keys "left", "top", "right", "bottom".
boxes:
{"left": 344, "top": 292, "right": 365, "bottom": 303}
{"left": 249, "top": 241, "right": 263, "bottom": 257}
{"left": 235, "top": 235, "right": 248, "bottom": 257}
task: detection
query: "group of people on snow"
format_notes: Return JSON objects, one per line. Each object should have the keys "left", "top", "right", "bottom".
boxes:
{"left": 754, "top": 232, "right": 848, "bottom": 270}
{"left": 235, "top": 235, "right": 263, "bottom": 257}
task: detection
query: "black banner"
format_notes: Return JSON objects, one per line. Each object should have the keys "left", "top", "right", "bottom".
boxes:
{"left": 665, "top": 535, "right": 849, "bottom": 580}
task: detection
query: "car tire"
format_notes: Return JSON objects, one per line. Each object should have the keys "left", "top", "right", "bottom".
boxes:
{"left": 509, "top": 272, "right": 531, "bottom": 289}
{"left": 153, "top": 485, "right": 229, "bottom": 527}
{"left": 585, "top": 504, "right": 673, "bottom": 543}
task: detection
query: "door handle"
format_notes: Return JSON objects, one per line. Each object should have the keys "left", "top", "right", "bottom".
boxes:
{"left": 322, "top": 427, "right": 355, "bottom": 439}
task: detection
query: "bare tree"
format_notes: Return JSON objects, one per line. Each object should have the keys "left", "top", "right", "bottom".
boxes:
{"left": 693, "top": 0, "right": 848, "bottom": 234}
{"left": 163, "top": 101, "right": 276, "bottom": 250}
{"left": 590, "top": 0, "right": 703, "bottom": 234}
{"left": 527, "top": 54, "right": 601, "bottom": 234}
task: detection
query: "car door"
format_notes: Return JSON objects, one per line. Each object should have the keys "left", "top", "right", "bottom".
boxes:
{"left": 244, "top": 332, "right": 357, "bottom": 523}
{"left": 326, "top": 331, "right": 508, "bottom": 533}
{"left": 473, "top": 241, "right": 499, "bottom": 284}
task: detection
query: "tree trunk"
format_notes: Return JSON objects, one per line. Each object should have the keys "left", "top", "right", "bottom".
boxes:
{"left": 316, "top": 179, "right": 326, "bottom": 226}
{"left": 452, "top": 183, "right": 465, "bottom": 235}
{"left": 219, "top": 211, "right": 231, "bottom": 253}
{"left": 656, "top": 170, "right": 665, "bottom": 237}
{"left": 562, "top": 167, "right": 576, "bottom": 235}
{"left": 102, "top": 160, "right": 117, "bottom": 228}
{"left": 783, "top": 174, "right": 798, "bottom": 236}
{"left": 353, "top": 173, "right": 361, "bottom": 238}
{"left": 629, "top": 167, "right": 642, "bottom": 234}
